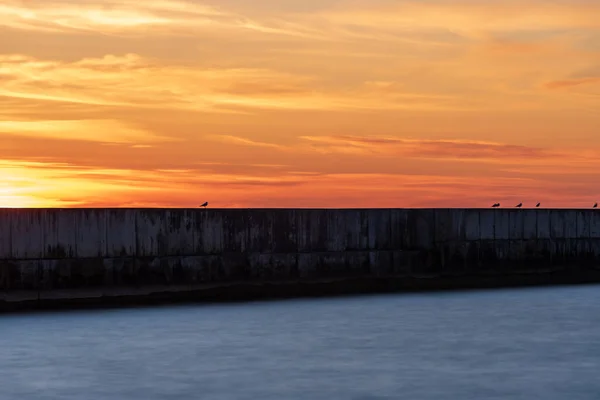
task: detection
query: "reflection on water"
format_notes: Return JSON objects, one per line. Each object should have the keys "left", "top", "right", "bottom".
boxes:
{"left": 1, "top": 286, "right": 600, "bottom": 399}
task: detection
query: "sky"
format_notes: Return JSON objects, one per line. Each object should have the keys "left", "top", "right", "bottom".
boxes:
{"left": 0, "top": 0, "right": 599, "bottom": 208}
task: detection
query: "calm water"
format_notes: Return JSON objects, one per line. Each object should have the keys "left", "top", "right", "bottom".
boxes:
{"left": 1, "top": 286, "right": 600, "bottom": 400}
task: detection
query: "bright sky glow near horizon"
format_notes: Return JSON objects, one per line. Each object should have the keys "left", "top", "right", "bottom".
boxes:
{"left": 0, "top": 0, "right": 599, "bottom": 208}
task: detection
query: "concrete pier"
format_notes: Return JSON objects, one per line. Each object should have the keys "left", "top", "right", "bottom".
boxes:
{"left": 1, "top": 208, "right": 600, "bottom": 311}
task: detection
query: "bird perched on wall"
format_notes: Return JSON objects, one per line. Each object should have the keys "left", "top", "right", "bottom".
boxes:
{"left": 200, "top": 202, "right": 208, "bottom": 208}
{"left": 516, "top": 203, "right": 522, "bottom": 208}
{"left": 491, "top": 203, "right": 500, "bottom": 208}
{"left": 594, "top": 203, "right": 598, "bottom": 209}
{"left": 536, "top": 203, "right": 540, "bottom": 208}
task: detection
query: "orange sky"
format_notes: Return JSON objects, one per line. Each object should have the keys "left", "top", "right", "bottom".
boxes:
{"left": 1, "top": 0, "right": 599, "bottom": 208}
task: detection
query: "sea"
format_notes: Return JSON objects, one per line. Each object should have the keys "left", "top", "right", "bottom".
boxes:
{"left": 1, "top": 285, "right": 600, "bottom": 399}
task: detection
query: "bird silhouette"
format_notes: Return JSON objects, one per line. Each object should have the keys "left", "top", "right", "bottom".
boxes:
{"left": 491, "top": 203, "right": 500, "bottom": 208}
{"left": 536, "top": 203, "right": 540, "bottom": 208}
{"left": 200, "top": 202, "right": 208, "bottom": 208}
{"left": 594, "top": 203, "right": 598, "bottom": 209}
{"left": 516, "top": 203, "right": 522, "bottom": 208}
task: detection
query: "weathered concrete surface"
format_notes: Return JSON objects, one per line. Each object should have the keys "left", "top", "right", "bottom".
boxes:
{"left": 77, "top": 209, "right": 106, "bottom": 258}
{"left": 0, "top": 209, "right": 11, "bottom": 259}
{"left": 1, "top": 208, "right": 600, "bottom": 311}
{"left": 11, "top": 209, "right": 45, "bottom": 259}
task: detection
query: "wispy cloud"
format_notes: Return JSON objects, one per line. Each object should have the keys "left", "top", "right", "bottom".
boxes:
{"left": 0, "top": 159, "right": 143, "bottom": 207}
{"left": 1, "top": 136, "right": 600, "bottom": 208}
{"left": 204, "top": 134, "right": 285, "bottom": 149}
{"left": 545, "top": 78, "right": 600, "bottom": 89}
{"left": 0, "top": 119, "right": 168, "bottom": 144}
{"left": 5, "top": 0, "right": 596, "bottom": 43}
{"left": 0, "top": 159, "right": 316, "bottom": 207}
{"left": 318, "top": 1, "right": 600, "bottom": 35}
{"left": 1, "top": 0, "right": 600, "bottom": 208}
{"left": 0, "top": 0, "right": 318, "bottom": 38}
{"left": 0, "top": 54, "right": 311, "bottom": 112}
{"left": 2, "top": 158, "right": 592, "bottom": 208}
{"left": 298, "top": 135, "right": 591, "bottom": 164}
{"left": 0, "top": 53, "right": 468, "bottom": 115}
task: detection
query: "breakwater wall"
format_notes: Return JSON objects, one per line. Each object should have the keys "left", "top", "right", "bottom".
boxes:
{"left": 1, "top": 208, "right": 600, "bottom": 311}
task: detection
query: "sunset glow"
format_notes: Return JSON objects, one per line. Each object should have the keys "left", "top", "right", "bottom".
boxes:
{"left": 1, "top": 0, "right": 599, "bottom": 208}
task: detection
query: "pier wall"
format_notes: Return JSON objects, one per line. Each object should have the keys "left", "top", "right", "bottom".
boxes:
{"left": 1, "top": 208, "right": 600, "bottom": 310}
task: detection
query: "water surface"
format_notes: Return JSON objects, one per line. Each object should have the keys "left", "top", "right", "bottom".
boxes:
{"left": 2, "top": 285, "right": 600, "bottom": 399}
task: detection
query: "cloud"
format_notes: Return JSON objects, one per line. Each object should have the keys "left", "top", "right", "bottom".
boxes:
{"left": 0, "top": 158, "right": 532, "bottom": 208}
{"left": 298, "top": 135, "right": 575, "bottom": 163}
{"left": 0, "top": 119, "right": 168, "bottom": 144}
{"left": 571, "top": 65, "right": 600, "bottom": 79}
{"left": 5, "top": 0, "right": 597, "bottom": 43}
{"left": 0, "top": 53, "right": 468, "bottom": 114}
{"left": 480, "top": 36, "right": 559, "bottom": 55}
{"left": 0, "top": 132, "right": 296, "bottom": 173}
{"left": 0, "top": 158, "right": 318, "bottom": 207}
{"left": 318, "top": 1, "right": 600, "bottom": 36}
{"left": 204, "top": 134, "right": 286, "bottom": 149}
{"left": 0, "top": 53, "right": 313, "bottom": 113}
{"left": 1, "top": 0, "right": 600, "bottom": 208}
{"left": 0, "top": 159, "right": 140, "bottom": 207}
{"left": 0, "top": 54, "right": 225, "bottom": 106}
{"left": 2, "top": 139, "right": 600, "bottom": 208}
{"left": 545, "top": 78, "right": 600, "bottom": 89}
{"left": 204, "top": 134, "right": 540, "bottom": 161}
{"left": 0, "top": 0, "right": 319, "bottom": 39}
{"left": 299, "top": 135, "right": 379, "bottom": 155}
